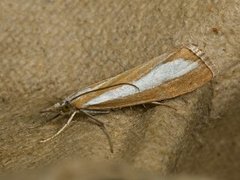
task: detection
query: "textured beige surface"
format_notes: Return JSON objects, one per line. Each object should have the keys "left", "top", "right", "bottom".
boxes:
{"left": 0, "top": 0, "right": 239, "bottom": 179}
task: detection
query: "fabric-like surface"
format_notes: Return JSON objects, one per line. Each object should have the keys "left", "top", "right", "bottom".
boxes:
{"left": 0, "top": 0, "right": 239, "bottom": 179}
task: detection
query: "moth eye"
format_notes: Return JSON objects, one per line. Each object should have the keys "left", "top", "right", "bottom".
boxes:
{"left": 62, "top": 105, "right": 69, "bottom": 112}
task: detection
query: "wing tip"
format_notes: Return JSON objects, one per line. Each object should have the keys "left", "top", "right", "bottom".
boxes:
{"left": 185, "top": 44, "right": 218, "bottom": 77}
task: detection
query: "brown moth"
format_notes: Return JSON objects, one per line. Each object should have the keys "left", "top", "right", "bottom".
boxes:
{"left": 41, "top": 44, "right": 214, "bottom": 153}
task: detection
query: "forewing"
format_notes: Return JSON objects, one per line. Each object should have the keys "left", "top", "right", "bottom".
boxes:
{"left": 71, "top": 47, "right": 213, "bottom": 110}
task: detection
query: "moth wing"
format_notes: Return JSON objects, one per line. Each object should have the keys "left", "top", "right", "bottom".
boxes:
{"left": 71, "top": 47, "right": 213, "bottom": 110}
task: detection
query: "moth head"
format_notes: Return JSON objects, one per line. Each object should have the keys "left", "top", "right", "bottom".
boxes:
{"left": 41, "top": 100, "right": 74, "bottom": 114}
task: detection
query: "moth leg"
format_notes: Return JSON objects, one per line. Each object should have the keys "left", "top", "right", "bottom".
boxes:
{"left": 40, "top": 111, "right": 77, "bottom": 143}
{"left": 142, "top": 104, "right": 147, "bottom": 109}
{"left": 81, "top": 110, "right": 113, "bottom": 153}
{"left": 151, "top": 101, "right": 177, "bottom": 111}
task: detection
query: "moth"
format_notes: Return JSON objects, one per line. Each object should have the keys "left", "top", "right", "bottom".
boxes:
{"left": 41, "top": 44, "right": 214, "bottom": 153}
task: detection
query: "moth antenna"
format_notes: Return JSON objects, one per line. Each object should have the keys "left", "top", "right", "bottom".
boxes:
{"left": 28, "top": 113, "right": 62, "bottom": 129}
{"left": 71, "top": 83, "right": 140, "bottom": 102}
{"left": 40, "top": 111, "right": 77, "bottom": 143}
{"left": 40, "top": 109, "right": 52, "bottom": 113}
{"left": 44, "top": 113, "right": 61, "bottom": 123}
{"left": 81, "top": 110, "right": 113, "bottom": 153}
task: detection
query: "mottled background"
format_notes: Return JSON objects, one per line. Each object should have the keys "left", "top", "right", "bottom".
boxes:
{"left": 0, "top": 0, "right": 239, "bottom": 180}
